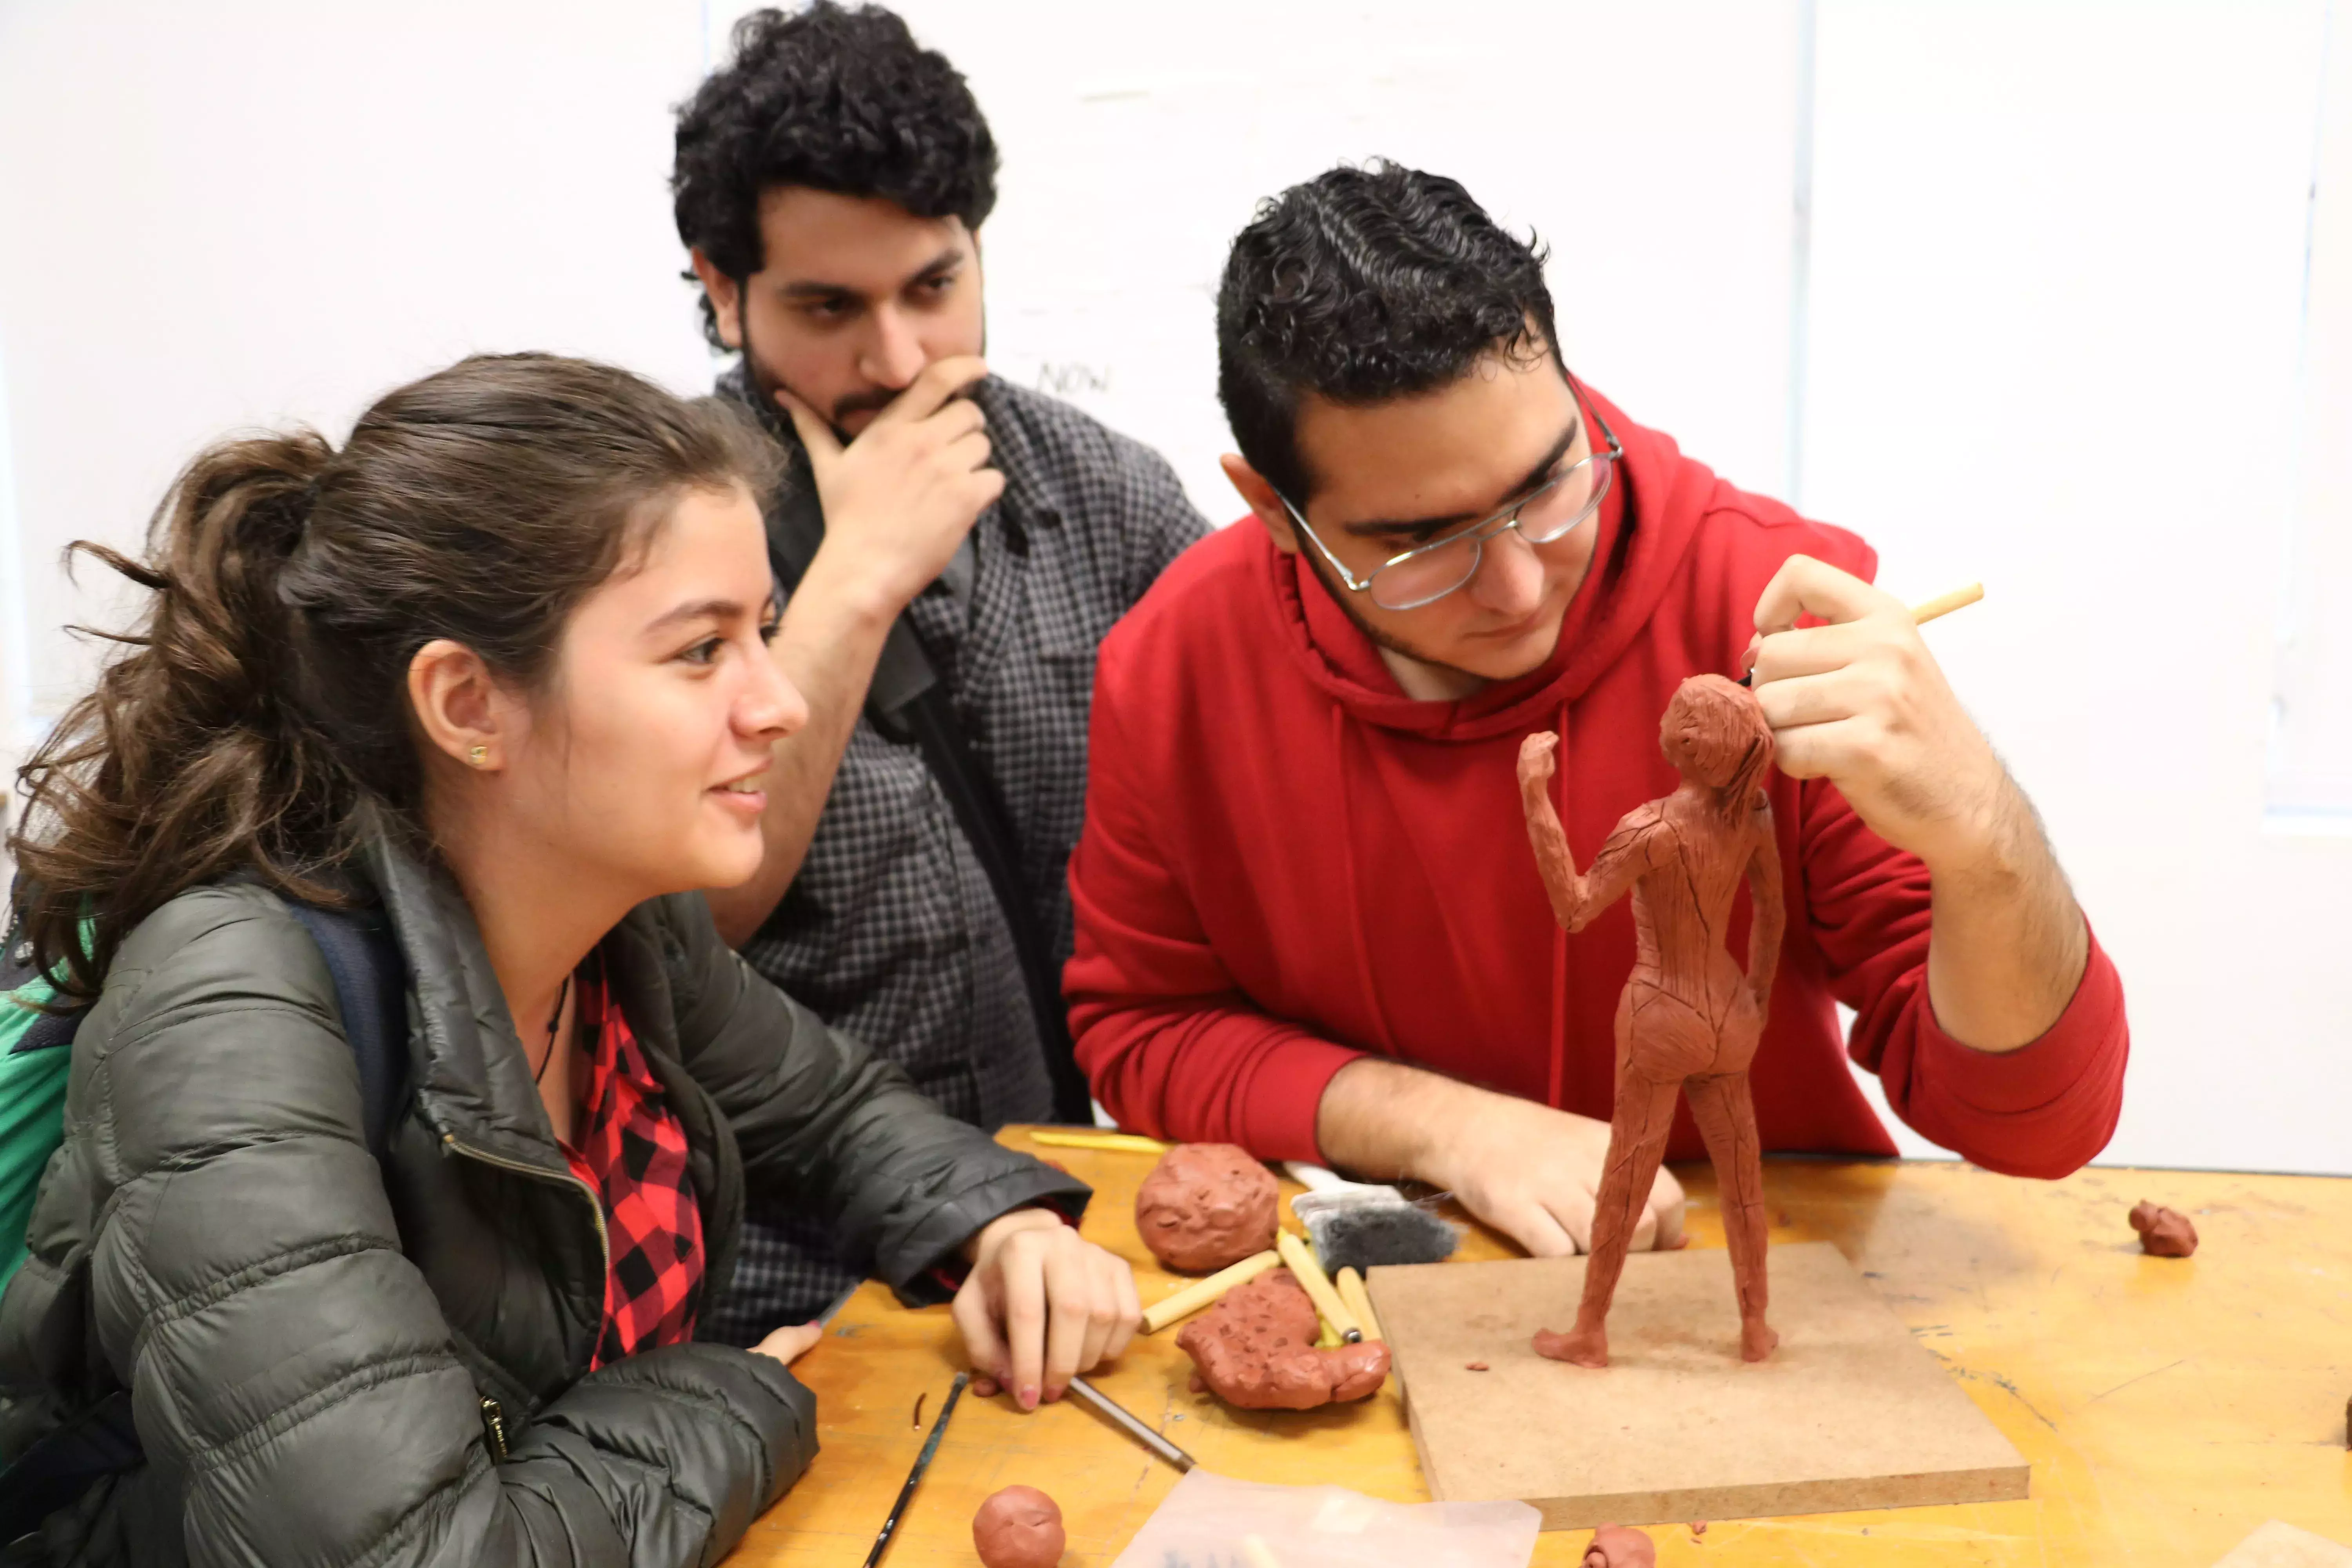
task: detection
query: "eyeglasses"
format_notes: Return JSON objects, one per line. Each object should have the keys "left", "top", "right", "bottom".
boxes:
{"left": 1276, "top": 381, "right": 1623, "bottom": 612}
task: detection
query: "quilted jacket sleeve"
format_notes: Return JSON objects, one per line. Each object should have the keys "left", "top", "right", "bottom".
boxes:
{"left": 651, "top": 896, "right": 1091, "bottom": 1305}
{"left": 9, "top": 887, "right": 804, "bottom": 1567}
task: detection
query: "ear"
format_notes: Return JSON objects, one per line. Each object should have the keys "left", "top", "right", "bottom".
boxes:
{"left": 690, "top": 248, "right": 744, "bottom": 351}
{"left": 1220, "top": 454, "right": 1301, "bottom": 556}
{"left": 408, "top": 638, "right": 519, "bottom": 775}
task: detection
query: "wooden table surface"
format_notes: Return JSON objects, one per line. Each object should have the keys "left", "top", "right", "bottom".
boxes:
{"left": 735, "top": 1130, "right": 2352, "bottom": 1567}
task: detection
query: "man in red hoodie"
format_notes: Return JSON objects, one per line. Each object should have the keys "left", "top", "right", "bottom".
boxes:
{"left": 1066, "top": 162, "right": 2128, "bottom": 1258}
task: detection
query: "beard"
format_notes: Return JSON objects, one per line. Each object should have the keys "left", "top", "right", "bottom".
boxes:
{"left": 739, "top": 311, "right": 989, "bottom": 446}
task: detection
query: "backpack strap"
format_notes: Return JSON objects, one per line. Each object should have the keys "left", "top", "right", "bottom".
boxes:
{"left": 281, "top": 902, "right": 409, "bottom": 1161}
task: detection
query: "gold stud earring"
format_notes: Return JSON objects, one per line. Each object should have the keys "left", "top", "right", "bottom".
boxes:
{"left": 468, "top": 745, "right": 488, "bottom": 768}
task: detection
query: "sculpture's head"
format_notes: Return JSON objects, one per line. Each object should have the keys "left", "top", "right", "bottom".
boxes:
{"left": 1659, "top": 674, "right": 1775, "bottom": 816}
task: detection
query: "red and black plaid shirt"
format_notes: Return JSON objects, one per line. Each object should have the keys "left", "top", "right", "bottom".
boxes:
{"left": 563, "top": 963, "right": 705, "bottom": 1368}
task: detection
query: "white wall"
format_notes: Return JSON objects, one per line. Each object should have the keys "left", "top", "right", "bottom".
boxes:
{"left": 1, "top": 1, "right": 2344, "bottom": 1171}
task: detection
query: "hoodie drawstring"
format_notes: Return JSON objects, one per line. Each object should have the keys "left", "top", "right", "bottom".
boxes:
{"left": 1546, "top": 699, "right": 1572, "bottom": 1111}
{"left": 1332, "top": 704, "right": 1402, "bottom": 1057}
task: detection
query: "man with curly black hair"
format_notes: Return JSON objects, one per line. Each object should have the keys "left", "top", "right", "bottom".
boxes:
{"left": 1068, "top": 162, "right": 2131, "bottom": 1265}
{"left": 670, "top": 4, "right": 1206, "bottom": 1361}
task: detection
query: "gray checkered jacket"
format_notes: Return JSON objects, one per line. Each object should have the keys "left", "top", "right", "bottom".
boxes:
{"left": 701, "top": 366, "right": 1206, "bottom": 1341}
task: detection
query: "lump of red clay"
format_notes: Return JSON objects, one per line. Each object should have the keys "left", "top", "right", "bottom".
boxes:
{"left": 2129, "top": 1200, "right": 2198, "bottom": 1258}
{"left": 1176, "top": 1268, "right": 1389, "bottom": 1410}
{"left": 1135, "top": 1143, "right": 1280, "bottom": 1272}
{"left": 972, "top": 1485, "right": 1065, "bottom": 1568}
{"left": 1583, "top": 1524, "right": 1656, "bottom": 1567}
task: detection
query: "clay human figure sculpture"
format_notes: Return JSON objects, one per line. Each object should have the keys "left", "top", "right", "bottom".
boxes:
{"left": 1519, "top": 674, "right": 1786, "bottom": 1367}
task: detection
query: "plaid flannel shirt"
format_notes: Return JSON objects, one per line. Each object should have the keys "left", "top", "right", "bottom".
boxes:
{"left": 564, "top": 962, "right": 705, "bottom": 1367}
{"left": 699, "top": 365, "right": 1207, "bottom": 1343}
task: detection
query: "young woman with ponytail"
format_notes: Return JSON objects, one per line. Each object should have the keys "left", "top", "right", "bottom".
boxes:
{"left": 0, "top": 353, "right": 1138, "bottom": 1564}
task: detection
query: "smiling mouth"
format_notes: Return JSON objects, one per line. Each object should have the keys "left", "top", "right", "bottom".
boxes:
{"left": 717, "top": 772, "right": 767, "bottom": 795}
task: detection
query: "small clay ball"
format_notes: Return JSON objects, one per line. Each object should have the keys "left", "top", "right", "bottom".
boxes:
{"left": 2129, "top": 1200, "right": 2198, "bottom": 1258}
{"left": 1584, "top": 1524, "right": 1656, "bottom": 1568}
{"left": 973, "top": 1485, "right": 1064, "bottom": 1568}
{"left": 1134, "top": 1143, "right": 1279, "bottom": 1272}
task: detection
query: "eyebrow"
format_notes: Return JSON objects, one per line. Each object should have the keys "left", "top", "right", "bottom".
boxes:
{"left": 644, "top": 595, "right": 777, "bottom": 636}
{"left": 779, "top": 244, "right": 966, "bottom": 303}
{"left": 1341, "top": 416, "right": 1584, "bottom": 538}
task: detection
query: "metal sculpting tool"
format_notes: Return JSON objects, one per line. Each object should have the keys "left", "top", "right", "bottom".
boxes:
{"left": 864, "top": 1370, "right": 967, "bottom": 1567}
{"left": 1066, "top": 1375, "right": 1196, "bottom": 1472}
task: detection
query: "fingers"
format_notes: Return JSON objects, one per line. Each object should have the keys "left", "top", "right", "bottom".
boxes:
{"left": 1486, "top": 1192, "right": 1580, "bottom": 1258}
{"left": 944, "top": 424, "right": 996, "bottom": 474}
{"left": 1628, "top": 1201, "right": 1659, "bottom": 1252}
{"left": 1039, "top": 1238, "right": 1115, "bottom": 1401}
{"left": 1750, "top": 553, "right": 1901, "bottom": 637}
{"left": 951, "top": 1275, "right": 1011, "bottom": 1393}
{"left": 1750, "top": 552, "right": 1891, "bottom": 639}
{"left": 1765, "top": 714, "right": 1877, "bottom": 782}
{"left": 867, "top": 354, "right": 990, "bottom": 429}
{"left": 1748, "top": 617, "right": 1892, "bottom": 687}
{"left": 772, "top": 385, "right": 842, "bottom": 466}
{"left": 1103, "top": 1259, "right": 1143, "bottom": 1365}
{"left": 1000, "top": 1236, "right": 1048, "bottom": 1411}
{"left": 750, "top": 1320, "right": 824, "bottom": 1366}
{"left": 1751, "top": 662, "right": 1881, "bottom": 732}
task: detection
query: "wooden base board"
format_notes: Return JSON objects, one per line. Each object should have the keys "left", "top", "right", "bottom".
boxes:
{"left": 1365, "top": 1242, "right": 2029, "bottom": 1530}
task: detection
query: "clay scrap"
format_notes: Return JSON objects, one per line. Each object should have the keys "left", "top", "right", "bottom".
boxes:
{"left": 2129, "top": 1201, "right": 2198, "bottom": 1258}
{"left": 1522, "top": 675, "right": 1786, "bottom": 1368}
{"left": 1136, "top": 1143, "right": 1281, "bottom": 1273}
{"left": 1583, "top": 1524, "right": 1657, "bottom": 1567}
{"left": 972, "top": 1485, "right": 1065, "bottom": 1568}
{"left": 1176, "top": 1267, "right": 1389, "bottom": 1409}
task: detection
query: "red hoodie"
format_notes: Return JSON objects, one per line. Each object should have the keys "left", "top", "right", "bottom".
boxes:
{"left": 1066, "top": 388, "right": 2127, "bottom": 1179}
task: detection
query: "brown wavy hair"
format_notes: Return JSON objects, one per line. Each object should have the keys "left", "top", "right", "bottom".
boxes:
{"left": 7, "top": 352, "right": 780, "bottom": 1001}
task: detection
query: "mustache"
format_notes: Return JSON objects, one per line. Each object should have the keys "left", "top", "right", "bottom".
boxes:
{"left": 829, "top": 387, "right": 900, "bottom": 425}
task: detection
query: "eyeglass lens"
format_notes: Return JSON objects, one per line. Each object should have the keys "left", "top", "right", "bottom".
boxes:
{"left": 1368, "top": 455, "right": 1614, "bottom": 611}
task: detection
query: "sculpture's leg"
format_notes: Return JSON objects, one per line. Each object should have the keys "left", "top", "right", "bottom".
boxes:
{"left": 1684, "top": 1071, "right": 1776, "bottom": 1362}
{"left": 1532, "top": 1072, "right": 1681, "bottom": 1369}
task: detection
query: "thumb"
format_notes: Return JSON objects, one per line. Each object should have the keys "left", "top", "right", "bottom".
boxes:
{"left": 773, "top": 384, "right": 842, "bottom": 468}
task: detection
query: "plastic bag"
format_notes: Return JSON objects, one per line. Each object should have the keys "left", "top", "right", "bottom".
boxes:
{"left": 1109, "top": 1470, "right": 1539, "bottom": 1568}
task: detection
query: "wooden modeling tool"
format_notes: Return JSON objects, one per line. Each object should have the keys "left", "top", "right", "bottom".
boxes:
{"left": 864, "top": 1371, "right": 966, "bottom": 1568}
{"left": 1335, "top": 1267, "right": 1383, "bottom": 1342}
{"left": 1142, "top": 1248, "right": 1281, "bottom": 1333}
{"left": 1276, "top": 1229, "right": 1363, "bottom": 1343}
{"left": 1065, "top": 1375, "right": 1196, "bottom": 1472}
{"left": 1740, "top": 581, "right": 1984, "bottom": 687}
{"left": 1029, "top": 1130, "right": 1170, "bottom": 1155}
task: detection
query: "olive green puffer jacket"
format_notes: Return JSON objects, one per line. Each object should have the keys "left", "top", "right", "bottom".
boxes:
{"left": 0, "top": 838, "right": 1089, "bottom": 1564}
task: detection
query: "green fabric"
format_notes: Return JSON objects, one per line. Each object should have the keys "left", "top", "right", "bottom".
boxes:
{"left": 0, "top": 964, "right": 77, "bottom": 1292}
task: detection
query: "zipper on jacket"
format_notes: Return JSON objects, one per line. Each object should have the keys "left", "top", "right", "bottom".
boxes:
{"left": 439, "top": 1131, "right": 612, "bottom": 1302}
{"left": 479, "top": 1396, "right": 510, "bottom": 1463}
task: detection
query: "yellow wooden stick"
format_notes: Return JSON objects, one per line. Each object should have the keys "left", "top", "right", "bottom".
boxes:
{"left": 1028, "top": 1130, "right": 1170, "bottom": 1155}
{"left": 1140, "top": 1249, "right": 1280, "bottom": 1334}
{"left": 1910, "top": 582, "right": 1984, "bottom": 625}
{"left": 1276, "top": 1230, "right": 1361, "bottom": 1344}
{"left": 1334, "top": 1267, "right": 1383, "bottom": 1343}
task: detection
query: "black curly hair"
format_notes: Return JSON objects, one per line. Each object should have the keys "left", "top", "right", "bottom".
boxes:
{"left": 1217, "top": 161, "right": 1561, "bottom": 505}
{"left": 671, "top": 3, "right": 998, "bottom": 350}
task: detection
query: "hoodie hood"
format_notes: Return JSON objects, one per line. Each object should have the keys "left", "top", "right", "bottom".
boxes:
{"left": 1261, "top": 385, "right": 1709, "bottom": 742}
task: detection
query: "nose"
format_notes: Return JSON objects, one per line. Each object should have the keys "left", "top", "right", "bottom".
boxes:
{"left": 858, "top": 305, "right": 928, "bottom": 392}
{"left": 739, "top": 642, "right": 810, "bottom": 744}
{"left": 1468, "top": 526, "right": 1547, "bottom": 617}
